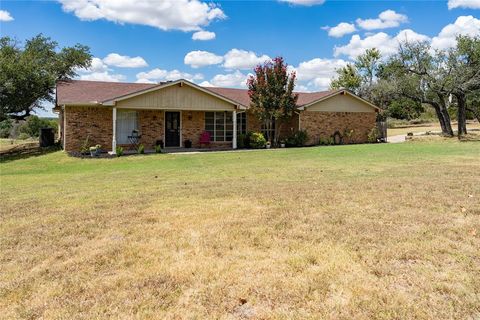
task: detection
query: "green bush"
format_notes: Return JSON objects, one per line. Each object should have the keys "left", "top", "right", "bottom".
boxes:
{"left": 138, "top": 144, "right": 145, "bottom": 154}
{"left": 154, "top": 144, "right": 162, "bottom": 153}
{"left": 367, "top": 127, "right": 380, "bottom": 143}
{"left": 18, "top": 132, "right": 30, "bottom": 140}
{"left": 18, "top": 116, "right": 57, "bottom": 138}
{"left": 286, "top": 130, "right": 308, "bottom": 147}
{"left": 0, "top": 119, "right": 13, "bottom": 138}
{"left": 249, "top": 132, "right": 266, "bottom": 149}
{"left": 116, "top": 146, "right": 124, "bottom": 157}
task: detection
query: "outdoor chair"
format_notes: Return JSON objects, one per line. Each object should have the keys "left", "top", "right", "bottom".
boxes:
{"left": 127, "top": 130, "right": 142, "bottom": 150}
{"left": 199, "top": 131, "right": 211, "bottom": 148}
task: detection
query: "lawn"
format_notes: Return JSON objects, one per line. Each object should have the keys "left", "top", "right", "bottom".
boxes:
{"left": 1, "top": 140, "right": 479, "bottom": 319}
{"left": 0, "top": 138, "right": 38, "bottom": 152}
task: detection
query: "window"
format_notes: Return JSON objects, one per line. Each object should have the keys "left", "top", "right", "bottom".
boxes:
{"left": 205, "top": 112, "right": 246, "bottom": 142}
{"left": 237, "top": 112, "right": 247, "bottom": 136}
{"left": 116, "top": 110, "right": 138, "bottom": 144}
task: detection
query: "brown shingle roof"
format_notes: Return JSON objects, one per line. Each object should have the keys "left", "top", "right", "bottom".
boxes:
{"left": 56, "top": 79, "right": 336, "bottom": 107}
{"left": 56, "top": 80, "right": 156, "bottom": 105}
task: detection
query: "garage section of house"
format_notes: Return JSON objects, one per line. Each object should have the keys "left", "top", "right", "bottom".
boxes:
{"left": 55, "top": 79, "right": 380, "bottom": 153}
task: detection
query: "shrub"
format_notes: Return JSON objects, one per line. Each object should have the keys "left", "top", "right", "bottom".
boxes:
{"left": 286, "top": 130, "right": 308, "bottom": 147}
{"left": 367, "top": 127, "right": 380, "bottom": 143}
{"left": 138, "top": 144, "right": 145, "bottom": 154}
{"left": 18, "top": 115, "right": 57, "bottom": 138}
{"left": 237, "top": 134, "right": 246, "bottom": 149}
{"left": 116, "top": 146, "right": 124, "bottom": 157}
{"left": 0, "top": 119, "right": 13, "bottom": 138}
{"left": 249, "top": 132, "right": 266, "bottom": 149}
{"left": 245, "top": 131, "right": 254, "bottom": 148}
{"left": 18, "top": 132, "right": 30, "bottom": 140}
{"left": 295, "top": 130, "right": 308, "bottom": 146}
{"left": 80, "top": 136, "right": 90, "bottom": 154}
{"left": 154, "top": 144, "right": 162, "bottom": 153}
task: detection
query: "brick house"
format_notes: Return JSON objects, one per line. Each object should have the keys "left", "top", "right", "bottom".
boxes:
{"left": 54, "top": 79, "right": 380, "bottom": 153}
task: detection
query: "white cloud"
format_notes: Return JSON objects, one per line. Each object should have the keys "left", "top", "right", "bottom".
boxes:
{"left": 80, "top": 71, "right": 126, "bottom": 82}
{"left": 431, "top": 15, "right": 480, "bottom": 49}
{"left": 103, "top": 53, "right": 148, "bottom": 68}
{"left": 356, "top": 10, "right": 408, "bottom": 30}
{"left": 76, "top": 57, "right": 109, "bottom": 73}
{"left": 136, "top": 68, "right": 203, "bottom": 83}
{"left": 223, "top": 49, "right": 270, "bottom": 70}
{"left": 0, "top": 10, "right": 13, "bottom": 22}
{"left": 184, "top": 50, "right": 223, "bottom": 68}
{"left": 325, "top": 22, "right": 357, "bottom": 38}
{"left": 334, "top": 29, "right": 430, "bottom": 59}
{"left": 448, "top": 0, "right": 480, "bottom": 9}
{"left": 279, "top": 0, "right": 325, "bottom": 6}
{"left": 58, "top": 0, "right": 226, "bottom": 32}
{"left": 289, "top": 58, "right": 348, "bottom": 91}
{"left": 192, "top": 30, "right": 216, "bottom": 40}
{"left": 210, "top": 70, "right": 250, "bottom": 87}
{"left": 198, "top": 80, "right": 214, "bottom": 87}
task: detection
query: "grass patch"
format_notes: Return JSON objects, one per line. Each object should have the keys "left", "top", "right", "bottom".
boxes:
{"left": 1, "top": 140, "right": 479, "bottom": 319}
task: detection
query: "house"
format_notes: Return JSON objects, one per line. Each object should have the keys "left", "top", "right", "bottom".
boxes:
{"left": 54, "top": 79, "right": 380, "bottom": 153}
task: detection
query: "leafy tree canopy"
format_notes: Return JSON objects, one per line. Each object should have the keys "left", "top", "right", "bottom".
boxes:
{"left": 0, "top": 34, "right": 91, "bottom": 121}
{"left": 247, "top": 57, "right": 298, "bottom": 144}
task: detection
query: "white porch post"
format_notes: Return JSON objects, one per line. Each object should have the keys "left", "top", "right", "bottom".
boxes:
{"left": 232, "top": 110, "right": 237, "bottom": 149}
{"left": 111, "top": 107, "right": 117, "bottom": 154}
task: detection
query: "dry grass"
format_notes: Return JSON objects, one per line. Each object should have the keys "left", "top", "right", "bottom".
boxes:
{"left": 1, "top": 140, "right": 479, "bottom": 319}
{"left": 0, "top": 139, "right": 38, "bottom": 152}
{"left": 388, "top": 121, "right": 480, "bottom": 136}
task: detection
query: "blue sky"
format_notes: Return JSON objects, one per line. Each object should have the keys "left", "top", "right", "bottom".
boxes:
{"left": 1, "top": 0, "right": 479, "bottom": 117}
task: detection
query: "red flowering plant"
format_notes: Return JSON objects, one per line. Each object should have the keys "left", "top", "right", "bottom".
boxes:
{"left": 247, "top": 57, "right": 298, "bottom": 146}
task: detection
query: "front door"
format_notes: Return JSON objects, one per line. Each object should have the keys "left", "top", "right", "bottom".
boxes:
{"left": 165, "top": 111, "right": 181, "bottom": 147}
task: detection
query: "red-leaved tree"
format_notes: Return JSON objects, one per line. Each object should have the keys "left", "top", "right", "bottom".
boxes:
{"left": 247, "top": 57, "right": 298, "bottom": 145}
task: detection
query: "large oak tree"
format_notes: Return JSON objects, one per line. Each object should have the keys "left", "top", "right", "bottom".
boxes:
{"left": 0, "top": 34, "right": 91, "bottom": 121}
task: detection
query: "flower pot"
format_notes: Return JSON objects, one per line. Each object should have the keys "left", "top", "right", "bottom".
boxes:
{"left": 265, "top": 144, "right": 271, "bottom": 149}
{"left": 280, "top": 143, "right": 285, "bottom": 148}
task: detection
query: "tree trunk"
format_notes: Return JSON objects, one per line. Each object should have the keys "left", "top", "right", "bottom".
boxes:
{"left": 454, "top": 93, "right": 467, "bottom": 137}
{"left": 431, "top": 103, "right": 449, "bottom": 136}
{"left": 436, "top": 95, "right": 454, "bottom": 137}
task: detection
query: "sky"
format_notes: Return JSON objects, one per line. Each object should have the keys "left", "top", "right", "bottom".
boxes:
{"left": 1, "top": 0, "right": 479, "bottom": 117}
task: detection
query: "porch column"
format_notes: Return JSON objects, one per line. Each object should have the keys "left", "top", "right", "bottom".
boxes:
{"left": 232, "top": 110, "right": 237, "bottom": 149}
{"left": 111, "top": 107, "right": 117, "bottom": 154}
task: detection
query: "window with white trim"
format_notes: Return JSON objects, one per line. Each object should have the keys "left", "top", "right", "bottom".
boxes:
{"left": 116, "top": 110, "right": 138, "bottom": 144}
{"left": 205, "top": 112, "right": 247, "bottom": 142}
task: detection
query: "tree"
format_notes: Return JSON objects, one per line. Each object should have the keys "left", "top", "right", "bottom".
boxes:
{"left": 330, "top": 64, "right": 361, "bottom": 93}
{"left": 383, "top": 41, "right": 454, "bottom": 136}
{"left": 355, "top": 48, "right": 381, "bottom": 89}
{"left": 446, "top": 35, "right": 480, "bottom": 137}
{"left": 466, "top": 91, "right": 480, "bottom": 123}
{"left": 247, "top": 57, "right": 298, "bottom": 145}
{"left": 0, "top": 34, "right": 91, "bottom": 121}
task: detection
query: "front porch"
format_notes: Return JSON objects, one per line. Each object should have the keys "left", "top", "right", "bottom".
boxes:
{"left": 111, "top": 108, "right": 244, "bottom": 154}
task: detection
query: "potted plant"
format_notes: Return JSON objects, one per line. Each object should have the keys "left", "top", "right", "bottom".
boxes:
{"left": 280, "top": 140, "right": 286, "bottom": 148}
{"left": 265, "top": 141, "right": 271, "bottom": 149}
{"left": 89, "top": 144, "right": 101, "bottom": 157}
{"left": 184, "top": 139, "right": 192, "bottom": 148}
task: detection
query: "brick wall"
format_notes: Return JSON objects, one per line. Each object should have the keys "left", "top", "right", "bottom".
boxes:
{"left": 246, "top": 110, "right": 299, "bottom": 139}
{"left": 300, "top": 111, "right": 377, "bottom": 145}
{"left": 65, "top": 106, "right": 113, "bottom": 153}
{"left": 182, "top": 111, "right": 204, "bottom": 148}
{"left": 138, "top": 110, "right": 163, "bottom": 149}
